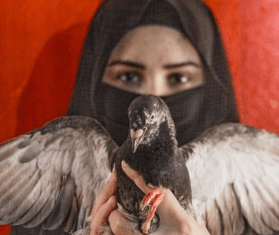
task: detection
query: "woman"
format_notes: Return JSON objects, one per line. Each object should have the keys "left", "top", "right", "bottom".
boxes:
{"left": 70, "top": 0, "right": 238, "bottom": 234}
{"left": 68, "top": 0, "right": 238, "bottom": 147}
{"left": 10, "top": 0, "right": 238, "bottom": 234}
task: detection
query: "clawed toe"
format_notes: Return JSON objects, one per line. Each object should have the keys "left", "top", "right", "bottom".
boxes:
{"left": 140, "top": 188, "right": 161, "bottom": 211}
{"left": 140, "top": 189, "right": 164, "bottom": 234}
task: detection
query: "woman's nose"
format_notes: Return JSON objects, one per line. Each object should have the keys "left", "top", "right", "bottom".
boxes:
{"left": 146, "top": 74, "right": 167, "bottom": 96}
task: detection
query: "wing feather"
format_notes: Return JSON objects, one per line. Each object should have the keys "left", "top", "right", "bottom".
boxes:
{"left": 0, "top": 137, "right": 28, "bottom": 163}
{"left": 0, "top": 116, "right": 118, "bottom": 233}
{"left": 205, "top": 199, "right": 223, "bottom": 235}
{"left": 62, "top": 149, "right": 76, "bottom": 174}
{"left": 23, "top": 181, "right": 59, "bottom": 228}
{"left": 182, "top": 123, "right": 279, "bottom": 234}
{"left": 0, "top": 169, "right": 41, "bottom": 223}
{"left": 62, "top": 194, "right": 79, "bottom": 234}
{"left": 0, "top": 162, "right": 33, "bottom": 206}
{"left": 13, "top": 174, "right": 57, "bottom": 226}
{"left": 43, "top": 176, "right": 76, "bottom": 230}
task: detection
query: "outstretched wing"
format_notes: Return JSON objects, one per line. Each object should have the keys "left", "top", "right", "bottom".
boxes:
{"left": 180, "top": 123, "right": 279, "bottom": 235}
{"left": 0, "top": 116, "right": 118, "bottom": 233}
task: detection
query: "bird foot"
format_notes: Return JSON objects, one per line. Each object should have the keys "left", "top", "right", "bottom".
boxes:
{"left": 140, "top": 188, "right": 164, "bottom": 234}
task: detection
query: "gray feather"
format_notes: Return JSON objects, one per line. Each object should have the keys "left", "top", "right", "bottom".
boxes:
{"left": 0, "top": 163, "right": 33, "bottom": 208}
{"left": 18, "top": 145, "right": 41, "bottom": 163}
{"left": 43, "top": 176, "right": 76, "bottom": 230}
{"left": 0, "top": 170, "right": 41, "bottom": 223}
{"left": 0, "top": 137, "right": 28, "bottom": 163}
{"left": 0, "top": 116, "right": 116, "bottom": 234}
{"left": 0, "top": 163, "right": 36, "bottom": 212}
{"left": 62, "top": 195, "right": 79, "bottom": 233}
{"left": 13, "top": 179, "right": 55, "bottom": 225}
{"left": 77, "top": 203, "right": 86, "bottom": 231}
{"left": 23, "top": 180, "right": 60, "bottom": 228}
{"left": 184, "top": 123, "right": 279, "bottom": 235}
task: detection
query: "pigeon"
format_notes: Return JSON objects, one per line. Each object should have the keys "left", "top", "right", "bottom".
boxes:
{"left": 111, "top": 95, "right": 193, "bottom": 234}
{"left": 0, "top": 95, "right": 279, "bottom": 235}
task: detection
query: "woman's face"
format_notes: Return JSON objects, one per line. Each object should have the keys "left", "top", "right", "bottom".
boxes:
{"left": 102, "top": 25, "right": 205, "bottom": 96}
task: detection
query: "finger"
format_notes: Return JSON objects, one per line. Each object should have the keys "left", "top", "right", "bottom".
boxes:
{"left": 155, "top": 189, "right": 184, "bottom": 217}
{"left": 109, "top": 209, "right": 142, "bottom": 235}
{"left": 90, "top": 195, "right": 117, "bottom": 235}
{"left": 122, "top": 162, "right": 182, "bottom": 211}
{"left": 91, "top": 171, "right": 117, "bottom": 218}
{"left": 121, "top": 161, "right": 153, "bottom": 194}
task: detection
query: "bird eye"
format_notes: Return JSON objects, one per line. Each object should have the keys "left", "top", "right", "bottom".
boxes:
{"left": 150, "top": 114, "right": 155, "bottom": 120}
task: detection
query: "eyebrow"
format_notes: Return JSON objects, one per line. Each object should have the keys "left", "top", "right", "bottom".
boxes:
{"left": 108, "top": 60, "right": 145, "bottom": 69}
{"left": 108, "top": 60, "right": 201, "bottom": 70}
{"left": 163, "top": 62, "right": 201, "bottom": 69}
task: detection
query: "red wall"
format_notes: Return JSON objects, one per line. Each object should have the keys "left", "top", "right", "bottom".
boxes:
{"left": 0, "top": 1, "right": 102, "bottom": 233}
{"left": 1, "top": 0, "right": 279, "bottom": 234}
{"left": 206, "top": 0, "right": 279, "bottom": 131}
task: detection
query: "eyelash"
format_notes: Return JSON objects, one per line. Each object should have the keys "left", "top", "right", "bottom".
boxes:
{"left": 115, "top": 71, "right": 191, "bottom": 86}
{"left": 116, "top": 72, "right": 141, "bottom": 84}
{"left": 168, "top": 73, "right": 189, "bottom": 86}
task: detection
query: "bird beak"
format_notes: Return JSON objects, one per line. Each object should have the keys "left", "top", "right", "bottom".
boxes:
{"left": 130, "top": 129, "right": 144, "bottom": 153}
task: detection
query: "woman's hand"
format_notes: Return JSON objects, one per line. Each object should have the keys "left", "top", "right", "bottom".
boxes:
{"left": 108, "top": 161, "right": 210, "bottom": 235}
{"left": 89, "top": 162, "right": 210, "bottom": 235}
{"left": 90, "top": 171, "right": 118, "bottom": 235}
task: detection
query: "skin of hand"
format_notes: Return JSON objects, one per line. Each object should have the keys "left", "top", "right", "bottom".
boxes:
{"left": 90, "top": 171, "right": 118, "bottom": 235}
{"left": 90, "top": 162, "right": 210, "bottom": 235}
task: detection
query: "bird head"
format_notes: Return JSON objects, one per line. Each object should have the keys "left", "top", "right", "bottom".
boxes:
{"left": 128, "top": 95, "right": 168, "bottom": 153}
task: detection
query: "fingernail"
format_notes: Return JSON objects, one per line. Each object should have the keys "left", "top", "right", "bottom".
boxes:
{"left": 121, "top": 160, "right": 128, "bottom": 168}
{"left": 107, "top": 170, "right": 117, "bottom": 183}
{"left": 106, "top": 196, "right": 116, "bottom": 207}
{"left": 147, "top": 183, "right": 155, "bottom": 188}
{"left": 108, "top": 196, "right": 113, "bottom": 203}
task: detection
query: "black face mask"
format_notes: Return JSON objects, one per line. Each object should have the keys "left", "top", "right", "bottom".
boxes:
{"left": 98, "top": 83, "right": 207, "bottom": 146}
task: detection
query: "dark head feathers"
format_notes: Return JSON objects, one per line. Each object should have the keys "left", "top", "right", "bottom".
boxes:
{"left": 129, "top": 95, "right": 166, "bottom": 111}
{"left": 128, "top": 95, "right": 171, "bottom": 126}
{"left": 127, "top": 95, "right": 177, "bottom": 152}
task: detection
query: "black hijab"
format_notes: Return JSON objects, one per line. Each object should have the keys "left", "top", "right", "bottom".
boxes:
{"left": 68, "top": 0, "right": 239, "bottom": 146}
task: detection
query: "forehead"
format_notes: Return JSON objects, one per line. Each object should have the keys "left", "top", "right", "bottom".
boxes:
{"left": 108, "top": 25, "right": 201, "bottom": 66}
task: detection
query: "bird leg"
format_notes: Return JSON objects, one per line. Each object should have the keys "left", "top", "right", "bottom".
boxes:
{"left": 140, "top": 189, "right": 164, "bottom": 234}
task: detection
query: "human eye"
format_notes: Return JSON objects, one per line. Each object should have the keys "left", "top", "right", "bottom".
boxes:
{"left": 117, "top": 72, "right": 141, "bottom": 84}
{"left": 168, "top": 73, "right": 189, "bottom": 86}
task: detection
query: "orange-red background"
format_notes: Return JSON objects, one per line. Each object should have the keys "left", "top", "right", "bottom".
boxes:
{"left": 1, "top": 0, "right": 279, "bottom": 234}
